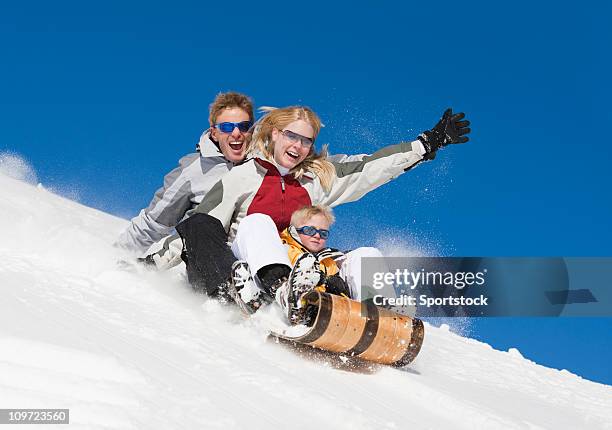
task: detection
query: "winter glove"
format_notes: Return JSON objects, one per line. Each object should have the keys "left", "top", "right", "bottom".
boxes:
{"left": 418, "top": 108, "right": 471, "bottom": 157}
{"left": 137, "top": 234, "right": 184, "bottom": 270}
{"left": 324, "top": 274, "right": 352, "bottom": 298}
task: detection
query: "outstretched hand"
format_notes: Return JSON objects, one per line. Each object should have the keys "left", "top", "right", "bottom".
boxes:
{"left": 418, "top": 108, "right": 471, "bottom": 155}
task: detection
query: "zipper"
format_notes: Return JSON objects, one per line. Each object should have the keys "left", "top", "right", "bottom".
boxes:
{"left": 280, "top": 175, "right": 286, "bottom": 224}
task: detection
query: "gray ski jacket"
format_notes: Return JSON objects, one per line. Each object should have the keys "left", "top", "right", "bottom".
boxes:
{"left": 115, "top": 132, "right": 233, "bottom": 254}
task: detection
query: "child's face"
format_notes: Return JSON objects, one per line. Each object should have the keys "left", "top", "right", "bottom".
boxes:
{"left": 296, "top": 213, "right": 330, "bottom": 253}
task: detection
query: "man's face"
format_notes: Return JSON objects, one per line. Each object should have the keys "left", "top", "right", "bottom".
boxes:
{"left": 210, "top": 107, "right": 251, "bottom": 163}
{"left": 296, "top": 213, "right": 330, "bottom": 253}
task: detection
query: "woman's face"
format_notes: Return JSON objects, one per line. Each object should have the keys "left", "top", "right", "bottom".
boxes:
{"left": 271, "top": 120, "right": 315, "bottom": 169}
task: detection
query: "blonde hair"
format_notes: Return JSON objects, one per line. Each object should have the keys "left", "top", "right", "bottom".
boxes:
{"left": 209, "top": 92, "right": 254, "bottom": 126}
{"left": 291, "top": 205, "right": 335, "bottom": 227}
{"left": 247, "top": 106, "right": 336, "bottom": 192}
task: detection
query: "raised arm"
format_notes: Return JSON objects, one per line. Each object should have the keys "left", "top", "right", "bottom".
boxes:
{"left": 314, "top": 108, "right": 471, "bottom": 207}
{"left": 314, "top": 140, "right": 427, "bottom": 207}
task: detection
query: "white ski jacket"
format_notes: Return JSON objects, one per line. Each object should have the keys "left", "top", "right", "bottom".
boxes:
{"left": 144, "top": 139, "right": 425, "bottom": 270}
{"left": 197, "top": 139, "right": 427, "bottom": 241}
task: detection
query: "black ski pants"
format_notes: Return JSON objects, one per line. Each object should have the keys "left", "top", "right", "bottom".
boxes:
{"left": 175, "top": 213, "right": 236, "bottom": 296}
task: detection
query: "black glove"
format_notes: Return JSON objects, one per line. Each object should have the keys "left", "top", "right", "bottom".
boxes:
{"left": 324, "top": 274, "right": 351, "bottom": 298}
{"left": 418, "top": 108, "right": 471, "bottom": 156}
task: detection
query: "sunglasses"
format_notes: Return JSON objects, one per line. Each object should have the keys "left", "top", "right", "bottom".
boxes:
{"left": 214, "top": 121, "right": 253, "bottom": 134}
{"left": 281, "top": 129, "right": 314, "bottom": 148}
{"left": 296, "top": 225, "right": 330, "bottom": 239}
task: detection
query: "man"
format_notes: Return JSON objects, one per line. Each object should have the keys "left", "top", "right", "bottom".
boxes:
{"left": 115, "top": 92, "right": 254, "bottom": 255}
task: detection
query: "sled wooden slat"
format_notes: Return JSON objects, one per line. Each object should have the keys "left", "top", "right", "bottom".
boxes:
{"left": 358, "top": 310, "right": 412, "bottom": 364}
{"left": 310, "top": 293, "right": 367, "bottom": 352}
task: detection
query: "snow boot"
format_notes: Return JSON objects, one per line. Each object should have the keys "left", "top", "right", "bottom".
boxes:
{"left": 276, "top": 253, "right": 323, "bottom": 325}
{"left": 228, "top": 261, "right": 270, "bottom": 315}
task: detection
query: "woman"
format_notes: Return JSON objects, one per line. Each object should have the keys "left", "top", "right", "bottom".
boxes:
{"left": 156, "top": 106, "right": 470, "bottom": 319}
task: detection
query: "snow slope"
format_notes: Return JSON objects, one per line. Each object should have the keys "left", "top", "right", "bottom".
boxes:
{"left": 1, "top": 173, "right": 611, "bottom": 430}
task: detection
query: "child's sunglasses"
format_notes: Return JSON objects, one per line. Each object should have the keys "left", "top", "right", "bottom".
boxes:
{"left": 296, "top": 226, "right": 330, "bottom": 239}
{"left": 213, "top": 121, "right": 253, "bottom": 133}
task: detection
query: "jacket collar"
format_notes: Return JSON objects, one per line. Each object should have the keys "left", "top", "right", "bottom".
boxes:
{"left": 196, "top": 130, "right": 226, "bottom": 158}
{"left": 281, "top": 227, "right": 309, "bottom": 252}
{"left": 254, "top": 157, "right": 315, "bottom": 180}
{"left": 255, "top": 158, "right": 283, "bottom": 176}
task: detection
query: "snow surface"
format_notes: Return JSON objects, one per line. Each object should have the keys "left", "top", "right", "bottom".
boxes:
{"left": 1, "top": 172, "right": 611, "bottom": 430}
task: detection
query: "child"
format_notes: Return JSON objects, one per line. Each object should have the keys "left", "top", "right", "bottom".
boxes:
{"left": 229, "top": 205, "right": 386, "bottom": 323}
{"left": 278, "top": 205, "right": 352, "bottom": 300}
{"left": 277, "top": 205, "right": 391, "bottom": 323}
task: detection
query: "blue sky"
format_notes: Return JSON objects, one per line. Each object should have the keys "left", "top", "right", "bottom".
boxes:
{"left": 1, "top": 2, "right": 611, "bottom": 384}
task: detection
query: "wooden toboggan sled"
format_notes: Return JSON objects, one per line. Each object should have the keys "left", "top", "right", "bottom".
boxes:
{"left": 270, "top": 291, "right": 424, "bottom": 367}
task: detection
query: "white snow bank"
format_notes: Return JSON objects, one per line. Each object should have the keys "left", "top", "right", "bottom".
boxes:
{"left": 0, "top": 173, "right": 611, "bottom": 430}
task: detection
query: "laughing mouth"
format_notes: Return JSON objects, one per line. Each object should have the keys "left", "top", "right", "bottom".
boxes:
{"left": 229, "top": 142, "right": 243, "bottom": 151}
{"left": 286, "top": 151, "right": 299, "bottom": 160}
